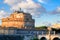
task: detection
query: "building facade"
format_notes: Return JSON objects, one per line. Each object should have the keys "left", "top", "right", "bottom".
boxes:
{"left": 50, "top": 24, "right": 60, "bottom": 29}
{"left": 2, "top": 11, "right": 35, "bottom": 29}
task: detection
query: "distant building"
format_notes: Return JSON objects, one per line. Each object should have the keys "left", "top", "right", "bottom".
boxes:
{"left": 50, "top": 23, "right": 60, "bottom": 29}
{"left": 2, "top": 10, "right": 35, "bottom": 29}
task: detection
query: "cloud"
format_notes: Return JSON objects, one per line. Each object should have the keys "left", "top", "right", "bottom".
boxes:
{"left": 38, "top": 0, "right": 45, "bottom": 3}
{"left": 4, "top": 0, "right": 46, "bottom": 17}
{"left": 0, "top": 10, "right": 9, "bottom": 19}
{"left": 56, "top": 7, "right": 60, "bottom": 13}
{"left": 51, "top": 7, "right": 60, "bottom": 14}
{"left": 43, "top": 22, "right": 52, "bottom": 26}
{"left": 38, "top": 0, "right": 48, "bottom": 4}
{"left": 56, "top": 21, "right": 60, "bottom": 23}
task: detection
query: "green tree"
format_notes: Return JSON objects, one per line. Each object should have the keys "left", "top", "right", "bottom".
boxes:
{"left": 32, "top": 37, "right": 39, "bottom": 40}
{"left": 35, "top": 26, "right": 47, "bottom": 30}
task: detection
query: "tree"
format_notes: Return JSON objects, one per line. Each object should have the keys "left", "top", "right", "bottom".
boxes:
{"left": 35, "top": 26, "right": 47, "bottom": 30}
{"left": 32, "top": 37, "right": 39, "bottom": 40}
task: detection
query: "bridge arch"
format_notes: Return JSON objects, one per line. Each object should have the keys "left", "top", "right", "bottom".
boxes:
{"left": 53, "top": 37, "right": 60, "bottom": 40}
{"left": 40, "top": 37, "right": 47, "bottom": 40}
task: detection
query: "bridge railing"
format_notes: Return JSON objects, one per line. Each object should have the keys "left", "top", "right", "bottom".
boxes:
{"left": 38, "top": 31, "right": 60, "bottom": 35}
{"left": 0, "top": 29, "right": 60, "bottom": 36}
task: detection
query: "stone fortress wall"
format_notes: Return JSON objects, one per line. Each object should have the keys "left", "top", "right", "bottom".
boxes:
{"left": 2, "top": 11, "right": 35, "bottom": 29}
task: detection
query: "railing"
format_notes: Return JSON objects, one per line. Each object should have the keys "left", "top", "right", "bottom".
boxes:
{"left": 0, "top": 29, "right": 60, "bottom": 36}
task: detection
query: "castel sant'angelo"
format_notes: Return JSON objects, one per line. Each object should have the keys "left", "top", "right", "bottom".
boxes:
{"left": 2, "top": 9, "right": 35, "bottom": 29}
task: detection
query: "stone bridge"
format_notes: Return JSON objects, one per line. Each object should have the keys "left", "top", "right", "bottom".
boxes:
{"left": 38, "top": 34, "right": 60, "bottom": 40}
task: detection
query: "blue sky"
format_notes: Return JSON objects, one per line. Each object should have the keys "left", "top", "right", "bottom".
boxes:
{"left": 0, "top": 0, "right": 60, "bottom": 27}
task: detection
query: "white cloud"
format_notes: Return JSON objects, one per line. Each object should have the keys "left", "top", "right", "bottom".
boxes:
{"left": 51, "top": 7, "right": 60, "bottom": 14}
{"left": 56, "top": 7, "right": 60, "bottom": 12}
{"left": 38, "top": 0, "right": 45, "bottom": 3}
{"left": 38, "top": 0, "right": 48, "bottom": 4}
{"left": 0, "top": 10, "right": 9, "bottom": 19}
{"left": 4, "top": 0, "right": 46, "bottom": 17}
